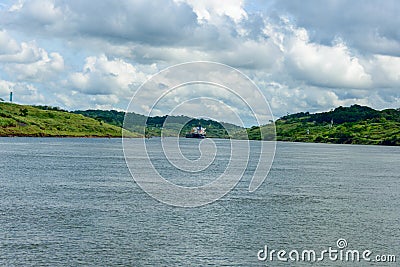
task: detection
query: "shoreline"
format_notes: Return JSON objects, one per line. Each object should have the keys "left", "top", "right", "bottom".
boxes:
{"left": 1, "top": 135, "right": 398, "bottom": 147}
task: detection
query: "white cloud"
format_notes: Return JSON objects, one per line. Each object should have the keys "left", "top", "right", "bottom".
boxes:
{"left": 0, "top": 0, "right": 399, "bottom": 122}
{"left": 274, "top": 0, "right": 400, "bottom": 56}
{"left": 0, "top": 30, "right": 64, "bottom": 83}
{"left": 2, "top": 0, "right": 198, "bottom": 46}
{"left": 365, "top": 54, "right": 400, "bottom": 87}
{"left": 69, "top": 55, "right": 148, "bottom": 96}
{"left": 18, "top": 0, "right": 63, "bottom": 25}
{"left": 262, "top": 82, "right": 370, "bottom": 117}
{"left": 6, "top": 0, "right": 66, "bottom": 34}
{"left": 0, "top": 79, "right": 45, "bottom": 103}
{"left": 285, "top": 26, "right": 372, "bottom": 89}
{"left": 0, "top": 80, "right": 14, "bottom": 98}
{"left": 0, "top": 30, "right": 19, "bottom": 54}
{"left": 8, "top": 0, "right": 24, "bottom": 12}
{"left": 0, "top": 38, "right": 43, "bottom": 64}
{"left": 176, "top": 0, "right": 247, "bottom": 23}
{"left": 4, "top": 50, "right": 64, "bottom": 82}
{"left": 16, "top": 83, "right": 46, "bottom": 103}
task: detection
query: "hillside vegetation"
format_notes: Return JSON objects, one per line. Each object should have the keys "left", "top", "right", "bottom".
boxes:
{"left": 248, "top": 105, "right": 400, "bottom": 145}
{"left": 0, "top": 103, "right": 140, "bottom": 137}
{"left": 74, "top": 110, "right": 244, "bottom": 138}
{"left": 1, "top": 103, "right": 399, "bottom": 145}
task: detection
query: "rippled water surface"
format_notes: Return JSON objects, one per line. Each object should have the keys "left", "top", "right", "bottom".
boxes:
{"left": 0, "top": 137, "right": 399, "bottom": 266}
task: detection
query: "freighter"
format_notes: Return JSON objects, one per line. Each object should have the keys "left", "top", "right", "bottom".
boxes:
{"left": 185, "top": 125, "right": 206, "bottom": 138}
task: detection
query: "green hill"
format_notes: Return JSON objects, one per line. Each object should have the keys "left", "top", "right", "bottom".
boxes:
{"left": 0, "top": 102, "right": 140, "bottom": 137}
{"left": 2, "top": 102, "right": 399, "bottom": 145}
{"left": 74, "top": 110, "right": 244, "bottom": 138}
{"left": 248, "top": 105, "right": 400, "bottom": 145}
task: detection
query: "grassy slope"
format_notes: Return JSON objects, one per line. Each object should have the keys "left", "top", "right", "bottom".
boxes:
{"left": 248, "top": 105, "right": 400, "bottom": 145}
{"left": 0, "top": 102, "right": 140, "bottom": 137}
{"left": 74, "top": 105, "right": 400, "bottom": 145}
{"left": 274, "top": 118, "right": 400, "bottom": 145}
{"left": 2, "top": 102, "right": 399, "bottom": 145}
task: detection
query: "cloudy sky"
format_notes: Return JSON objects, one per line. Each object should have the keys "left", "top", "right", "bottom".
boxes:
{"left": 0, "top": 0, "right": 399, "bottom": 124}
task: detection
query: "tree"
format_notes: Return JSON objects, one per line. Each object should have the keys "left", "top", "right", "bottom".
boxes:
{"left": 19, "top": 108, "right": 28, "bottom": 117}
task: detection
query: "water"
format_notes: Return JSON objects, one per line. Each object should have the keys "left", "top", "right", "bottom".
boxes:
{"left": 0, "top": 137, "right": 399, "bottom": 266}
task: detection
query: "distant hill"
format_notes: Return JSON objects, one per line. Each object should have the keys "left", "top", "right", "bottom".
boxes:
{"left": 73, "top": 110, "right": 245, "bottom": 138}
{"left": 0, "top": 103, "right": 140, "bottom": 137}
{"left": 248, "top": 104, "right": 400, "bottom": 145}
{"left": 2, "top": 103, "right": 399, "bottom": 145}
